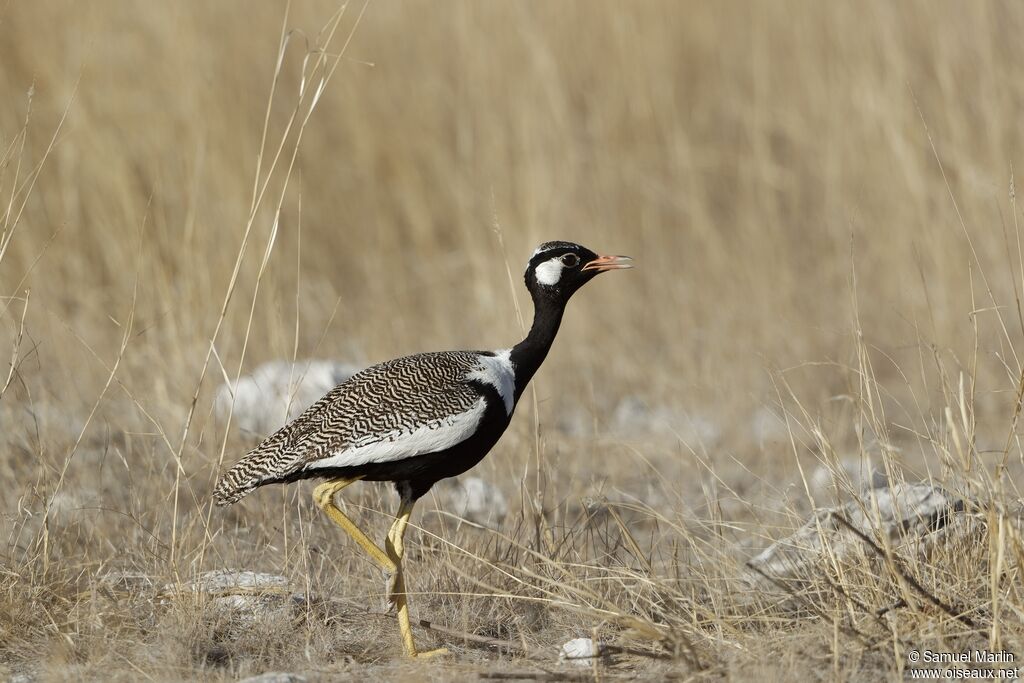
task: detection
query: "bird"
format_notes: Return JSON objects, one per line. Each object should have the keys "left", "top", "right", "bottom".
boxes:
{"left": 213, "top": 241, "right": 632, "bottom": 658}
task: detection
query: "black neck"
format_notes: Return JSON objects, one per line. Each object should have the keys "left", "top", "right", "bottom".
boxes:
{"left": 510, "top": 293, "right": 566, "bottom": 401}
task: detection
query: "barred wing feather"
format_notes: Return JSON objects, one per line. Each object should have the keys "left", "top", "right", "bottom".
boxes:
{"left": 213, "top": 351, "right": 488, "bottom": 504}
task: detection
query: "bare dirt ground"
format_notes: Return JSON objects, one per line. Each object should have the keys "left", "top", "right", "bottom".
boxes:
{"left": 2, "top": 2, "right": 1023, "bottom": 681}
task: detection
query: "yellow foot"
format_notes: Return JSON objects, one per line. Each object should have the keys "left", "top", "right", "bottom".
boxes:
{"left": 411, "top": 647, "right": 449, "bottom": 659}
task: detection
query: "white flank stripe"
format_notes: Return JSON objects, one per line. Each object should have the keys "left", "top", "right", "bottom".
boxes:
{"left": 305, "top": 398, "right": 487, "bottom": 469}
{"left": 535, "top": 258, "right": 564, "bottom": 286}
{"left": 466, "top": 350, "right": 516, "bottom": 415}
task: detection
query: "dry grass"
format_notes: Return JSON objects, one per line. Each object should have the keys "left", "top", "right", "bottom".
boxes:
{"left": 2, "top": 1, "right": 1024, "bottom": 680}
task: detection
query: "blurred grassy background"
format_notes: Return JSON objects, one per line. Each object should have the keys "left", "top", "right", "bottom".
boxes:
{"left": 3, "top": 2, "right": 1022, "bottom": 411}
{"left": 4, "top": 2, "right": 1023, "bottom": 434}
{"left": 3, "top": 1, "right": 1024, "bottom": 678}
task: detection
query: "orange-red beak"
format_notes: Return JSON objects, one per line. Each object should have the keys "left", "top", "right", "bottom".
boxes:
{"left": 581, "top": 254, "right": 633, "bottom": 272}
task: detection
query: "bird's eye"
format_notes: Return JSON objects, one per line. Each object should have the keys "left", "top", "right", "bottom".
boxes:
{"left": 561, "top": 254, "right": 580, "bottom": 268}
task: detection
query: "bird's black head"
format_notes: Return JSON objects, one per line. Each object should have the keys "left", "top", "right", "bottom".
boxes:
{"left": 524, "top": 241, "right": 632, "bottom": 303}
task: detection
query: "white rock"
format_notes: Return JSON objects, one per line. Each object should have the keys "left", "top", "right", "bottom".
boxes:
{"left": 46, "top": 491, "right": 90, "bottom": 519}
{"left": 160, "top": 570, "right": 305, "bottom": 627}
{"left": 163, "top": 569, "right": 290, "bottom": 597}
{"left": 210, "top": 593, "right": 305, "bottom": 621}
{"left": 99, "top": 571, "right": 153, "bottom": 592}
{"left": 19, "top": 402, "right": 86, "bottom": 440}
{"left": 239, "top": 673, "right": 307, "bottom": 683}
{"left": 560, "top": 637, "right": 605, "bottom": 665}
{"left": 211, "top": 594, "right": 292, "bottom": 613}
{"left": 554, "top": 405, "right": 593, "bottom": 437}
{"left": 748, "top": 483, "right": 971, "bottom": 588}
{"left": 215, "top": 359, "right": 359, "bottom": 436}
{"left": 438, "top": 477, "right": 508, "bottom": 526}
{"left": 610, "top": 396, "right": 720, "bottom": 445}
{"left": 750, "top": 406, "right": 787, "bottom": 445}
{"left": 809, "top": 458, "right": 889, "bottom": 498}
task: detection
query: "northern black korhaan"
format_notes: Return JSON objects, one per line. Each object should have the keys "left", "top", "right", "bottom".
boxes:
{"left": 213, "top": 241, "right": 632, "bottom": 658}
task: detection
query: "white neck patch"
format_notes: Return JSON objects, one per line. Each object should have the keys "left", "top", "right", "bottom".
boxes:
{"left": 466, "top": 349, "right": 516, "bottom": 415}
{"left": 534, "top": 258, "right": 564, "bottom": 286}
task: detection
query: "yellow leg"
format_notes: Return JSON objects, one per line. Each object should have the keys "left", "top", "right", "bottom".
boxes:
{"left": 385, "top": 498, "right": 448, "bottom": 658}
{"left": 312, "top": 478, "right": 396, "bottom": 575}
{"left": 313, "top": 479, "right": 445, "bottom": 658}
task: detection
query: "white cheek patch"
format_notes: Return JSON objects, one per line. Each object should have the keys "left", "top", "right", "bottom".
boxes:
{"left": 535, "top": 258, "right": 565, "bottom": 286}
